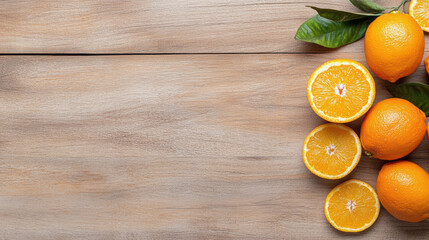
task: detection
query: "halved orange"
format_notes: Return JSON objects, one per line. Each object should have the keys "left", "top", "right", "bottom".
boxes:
{"left": 410, "top": 0, "right": 429, "bottom": 32}
{"left": 307, "top": 59, "right": 375, "bottom": 123}
{"left": 325, "top": 179, "right": 380, "bottom": 232}
{"left": 303, "top": 123, "right": 361, "bottom": 179}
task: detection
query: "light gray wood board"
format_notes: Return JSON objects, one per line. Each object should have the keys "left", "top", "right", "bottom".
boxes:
{"left": 0, "top": 0, "right": 416, "bottom": 54}
{"left": 0, "top": 54, "right": 428, "bottom": 239}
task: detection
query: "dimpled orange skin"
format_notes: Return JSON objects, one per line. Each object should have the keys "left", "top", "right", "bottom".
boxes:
{"left": 365, "top": 12, "right": 425, "bottom": 82}
{"left": 377, "top": 161, "right": 429, "bottom": 222}
{"left": 360, "top": 98, "right": 426, "bottom": 160}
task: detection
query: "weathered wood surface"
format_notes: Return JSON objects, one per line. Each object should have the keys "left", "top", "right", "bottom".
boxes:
{"left": 0, "top": 54, "right": 428, "bottom": 239}
{"left": 0, "top": 0, "right": 416, "bottom": 54}
{"left": 1, "top": 0, "right": 429, "bottom": 238}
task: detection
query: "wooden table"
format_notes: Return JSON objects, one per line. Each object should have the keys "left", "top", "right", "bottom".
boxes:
{"left": 1, "top": 1, "right": 428, "bottom": 239}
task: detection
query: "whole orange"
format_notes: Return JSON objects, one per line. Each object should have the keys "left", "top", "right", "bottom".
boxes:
{"left": 360, "top": 98, "right": 426, "bottom": 160}
{"left": 365, "top": 12, "right": 425, "bottom": 82}
{"left": 377, "top": 160, "right": 429, "bottom": 222}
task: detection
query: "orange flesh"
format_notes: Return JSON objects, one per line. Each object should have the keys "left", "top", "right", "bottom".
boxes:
{"left": 327, "top": 181, "right": 378, "bottom": 230}
{"left": 411, "top": 0, "right": 429, "bottom": 30}
{"left": 311, "top": 65, "right": 372, "bottom": 119}
{"left": 305, "top": 125, "right": 358, "bottom": 176}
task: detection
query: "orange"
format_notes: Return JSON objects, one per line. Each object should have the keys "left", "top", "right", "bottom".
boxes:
{"left": 325, "top": 179, "right": 380, "bottom": 232}
{"left": 360, "top": 98, "right": 426, "bottom": 160}
{"left": 303, "top": 123, "right": 361, "bottom": 179}
{"left": 409, "top": 0, "right": 429, "bottom": 32}
{"left": 307, "top": 59, "right": 375, "bottom": 123}
{"left": 377, "top": 161, "right": 429, "bottom": 222}
{"left": 425, "top": 56, "right": 429, "bottom": 75}
{"left": 364, "top": 12, "right": 425, "bottom": 82}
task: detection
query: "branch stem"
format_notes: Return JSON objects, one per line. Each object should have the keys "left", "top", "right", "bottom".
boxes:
{"left": 390, "top": 0, "right": 408, "bottom": 12}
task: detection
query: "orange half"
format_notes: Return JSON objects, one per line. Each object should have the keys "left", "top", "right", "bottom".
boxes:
{"left": 303, "top": 123, "right": 361, "bottom": 179}
{"left": 325, "top": 179, "right": 380, "bottom": 232}
{"left": 410, "top": 0, "right": 429, "bottom": 32}
{"left": 308, "top": 59, "right": 375, "bottom": 123}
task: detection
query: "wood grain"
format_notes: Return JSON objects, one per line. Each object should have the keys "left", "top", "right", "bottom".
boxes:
{"left": 0, "top": 0, "right": 419, "bottom": 54}
{"left": 0, "top": 55, "right": 428, "bottom": 239}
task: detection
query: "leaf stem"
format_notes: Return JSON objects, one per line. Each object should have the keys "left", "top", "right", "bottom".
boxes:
{"left": 390, "top": 0, "right": 408, "bottom": 12}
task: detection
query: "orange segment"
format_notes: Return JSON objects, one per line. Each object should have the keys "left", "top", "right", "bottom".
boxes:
{"left": 303, "top": 123, "right": 361, "bottom": 179}
{"left": 410, "top": 0, "right": 429, "bottom": 32}
{"left": 308, "top": 59, "right": 375, "bottom": 123}
{"left": 325, "top": 179, "right": 380, "bottom": 232}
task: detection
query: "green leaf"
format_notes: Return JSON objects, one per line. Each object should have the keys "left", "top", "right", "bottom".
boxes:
{"left": 294, "top": 15, "right": 374, "bottom": 48}
{"left": 350, "top": 0, "right": 386, "bottom": 13}
{"left": 388, "top": 82, "right": 429, "bottom": 116}
{"left": 308, "top": 6, "right": 381, "bottom": 22}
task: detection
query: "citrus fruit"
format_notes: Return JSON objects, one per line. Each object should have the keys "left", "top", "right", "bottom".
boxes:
{"left": 303, "top": 123, "right": 361, "bottom": 179}
{"left": 377, "top": 160, "right": 429, "bottom": 222}
{"left": 409, "top": 0, "right": 429, "bottom": 32}
{"left": 364, "top": 12, "right": 425, "bottom": 82}
{"left": 325, "top": 179, "right": 380, "bottom": 232}
{"left": 360, "top": 98, "right": 426, "bottom": 160}
{"left": 307, "top": 59, "right": 375, "bottom": 123}
{"left": 425, "top": 56, "right": 429, "bottom": 75}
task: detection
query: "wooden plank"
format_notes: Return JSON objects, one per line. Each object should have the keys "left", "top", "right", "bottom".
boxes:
{"left": 0, "top": 0, "right": 415, "bottom": 54}
{"left": 0, "top": 55, "right": 428, "bottom": 239}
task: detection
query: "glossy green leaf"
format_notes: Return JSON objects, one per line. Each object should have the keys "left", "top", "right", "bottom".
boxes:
{"left": 308, "top": 6, "right": 381, "bottom": 22}
{"left": 294, "top": 15, "right": 373, "bottom": 48}
{"left": 350, "top": 0, "right": 386, "bottom": 13}
{"left": 388, "top": 82, "right": 429, "bottom": 116}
